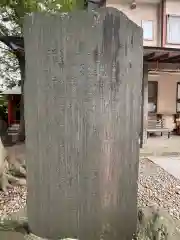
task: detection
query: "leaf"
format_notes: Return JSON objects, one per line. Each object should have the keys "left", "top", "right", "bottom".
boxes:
{"left": 0, "top": 0, "right": 85, "bottom": 88}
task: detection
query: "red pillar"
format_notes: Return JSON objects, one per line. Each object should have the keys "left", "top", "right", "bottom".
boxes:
{"left": 8, "top": 96, "right": 14, "bottom": 125}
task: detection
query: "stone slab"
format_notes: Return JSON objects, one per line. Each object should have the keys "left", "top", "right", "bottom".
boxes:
{"left": 149, "top": 157, "right": 180, "bottom": 180}
{"left": 24, "top": 7, "right": 143, "bottom": 240}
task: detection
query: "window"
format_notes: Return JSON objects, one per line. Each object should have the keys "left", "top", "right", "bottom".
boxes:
{"left": 148, "top": 81, "right": 157, "bottom": 113}
{"left": 177, "top": 83, "right": 180, "bottom": 113}
{"left": 167, "top": 15, "right": 180, "bottom": 44}
{"left": 142, "top": 20, "right": 153, "bottom": 41}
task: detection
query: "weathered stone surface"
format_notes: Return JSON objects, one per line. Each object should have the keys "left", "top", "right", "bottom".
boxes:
{"left": 24, "top": 7, "right": 143, "bottom": 240}
{"left": 137, "top": 205, "right": 180, "bottom": 240}
{"left": 1, "top": 206, "right": 180, "bottom": 239}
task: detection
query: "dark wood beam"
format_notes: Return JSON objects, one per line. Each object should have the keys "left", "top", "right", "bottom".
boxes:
{"left": 148, "top": 53, "right": 169, "bottom": 62}
{"left": 167, "top": 59, "right": 180, "bottom": 64}
{"left": 144, "top": 52, "right": 156, "bottom": 61}
{"left": 161, "top": 54, "right": 180, "bottom": 63}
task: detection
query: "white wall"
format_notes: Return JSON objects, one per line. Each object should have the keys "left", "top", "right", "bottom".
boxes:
{"left": 106, "top": 2, "right": 159, "bottom": 46}
{"left": 149, "top": 72, "right": 179, "bottom": 114}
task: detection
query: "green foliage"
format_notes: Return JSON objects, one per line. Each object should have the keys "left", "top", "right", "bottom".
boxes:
{"left": 0, "top": 105, "right": 8, "bottom": 122}
{"left": 0, "top": 95, "right": 7, "bottom": 122}
{"left": 0, "top": 0, "right": 85, "bottom": 35}
{"left": 0, "top": 0, "right": 85, "bottom": 88}
{"left": 0, "top": 43, "right": 20, "bottom": 87}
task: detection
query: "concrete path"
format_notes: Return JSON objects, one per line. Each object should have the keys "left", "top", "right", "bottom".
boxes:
{"left": 141, "top": 136, "right": 180, "bottom": 157}
{"left": 149, "top": 156, "right": 180, "bottom": 180}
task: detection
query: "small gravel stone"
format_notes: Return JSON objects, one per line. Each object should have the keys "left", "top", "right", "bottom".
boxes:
{"left": 138, "top": 158, "right": 180, "bottom": 220}
{"left": 0, "top": 186, "right": 27, "bottom": 218}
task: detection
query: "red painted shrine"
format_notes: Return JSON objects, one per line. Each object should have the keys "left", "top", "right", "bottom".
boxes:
{"left": 1, "top": 86, "right": 21, "bottom": 125}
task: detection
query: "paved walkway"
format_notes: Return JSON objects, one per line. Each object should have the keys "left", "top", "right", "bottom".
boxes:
{"left": 149, "top": 156, "right": 180, "bottom": 180}
{"left": 140, "top": 135, "right": 180, "bottom": 157}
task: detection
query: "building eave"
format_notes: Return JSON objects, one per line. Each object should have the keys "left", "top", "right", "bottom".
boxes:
{"left": 144, "top": 46, "right": 180, "bottom": 64}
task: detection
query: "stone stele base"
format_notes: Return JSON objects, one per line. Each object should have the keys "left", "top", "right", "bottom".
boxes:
{"left": 0, "top": 205, "right": 180, "bottom": 240}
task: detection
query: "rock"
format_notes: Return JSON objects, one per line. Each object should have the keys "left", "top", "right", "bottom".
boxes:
{"left": 0, "top": 231, "right": 24, "bottom": 240}
{"left": 137, "top": 205, "right": 180, "bottom": 240}
{"left": 0, "top": 207, "right": 28, "bottom": 234}
{"left": 0, "top": 217, "right": 28, "bottom": 234}
{"left": 24, "top": 233, "right": 49, "bottom": 240}
{"left": 9, "top": 206, "right": 27, "bottom": 223}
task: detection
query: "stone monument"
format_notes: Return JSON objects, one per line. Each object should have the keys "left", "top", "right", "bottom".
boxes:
{"left": 24, "top": 7, "right": 143, "bottom": 239}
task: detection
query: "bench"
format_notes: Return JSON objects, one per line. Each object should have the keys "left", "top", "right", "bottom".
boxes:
{"left": 147, "top": 119, "right": 171, "bottom": 138}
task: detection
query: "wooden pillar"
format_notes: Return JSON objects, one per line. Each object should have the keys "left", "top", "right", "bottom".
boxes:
{"left": 140, "top": 64, "right": 148, "bottom": 148}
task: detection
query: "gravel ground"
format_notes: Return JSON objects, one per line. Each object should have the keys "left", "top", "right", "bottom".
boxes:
{"left": 0, "top": 186, "right": 26, "bottom": 217}
{"left": 138, "top": 158, "right": 180, "bottom": 220}
{"left": 1, "top": 158, "right": 180, "bottom": 220}
{"left": 0, "top": 143, "right": 26, "bottom": 218}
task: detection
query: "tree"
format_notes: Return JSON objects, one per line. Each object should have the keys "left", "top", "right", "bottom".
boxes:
{"left": 0, "top": 46, "right": 20, "bottom": 88}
